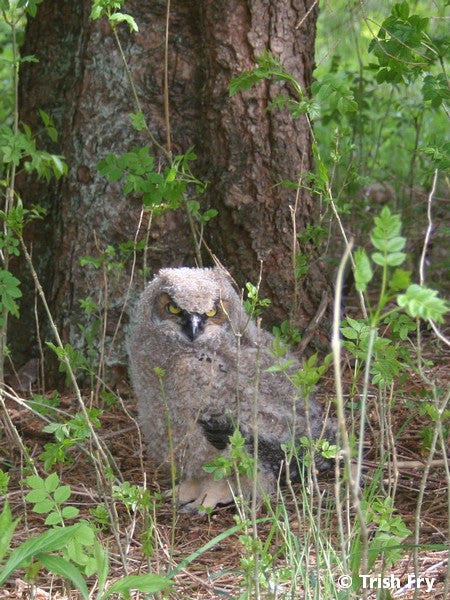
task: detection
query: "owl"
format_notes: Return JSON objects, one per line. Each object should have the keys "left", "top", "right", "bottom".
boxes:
{"left": 128, "top": 267, "right": 335, "bottom": 512}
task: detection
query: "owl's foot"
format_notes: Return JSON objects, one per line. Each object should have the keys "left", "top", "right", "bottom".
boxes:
{"left": 177, "top": 477, "right": 234, "bottom": 513}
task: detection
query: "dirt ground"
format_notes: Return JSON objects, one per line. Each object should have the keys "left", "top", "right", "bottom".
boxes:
{"left": 1, "top": 331, "right": 449, "bottom": 599}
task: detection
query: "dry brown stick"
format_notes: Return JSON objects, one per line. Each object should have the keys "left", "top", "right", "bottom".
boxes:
{"left": 297, "top": 290, "right": 329, "bottom": 356}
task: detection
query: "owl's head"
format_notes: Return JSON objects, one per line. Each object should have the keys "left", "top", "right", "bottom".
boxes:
{"left": 135, "top": 267, "right": 256, "bottom": 347}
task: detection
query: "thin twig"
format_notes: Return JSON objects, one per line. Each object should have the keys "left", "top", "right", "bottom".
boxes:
{"left": 412, "top": 387, "right": 450, "bottom": 600}
{"left": 326, "top": 182, "right": 368, "bottom": 319}
{"left": 295, "top": 0, "right": 318, "bottom": 29}
{"left": 111, "top": 26, "right": 171, "bottom": 160}
{"left": 107, "top": 207, "right": 146, "bottom": 356}
{"left": 418, "top": 169, "right": 450, "bottom": 348}
{"left": 163, "top": 0, "right": 172, "bottom": 154}
{"left": 358, "top": 1, "right": 429, "bottom": 67}
{"left": 19, "top": 239, "right": 119, "bottom": 476}
{"left": 419, "top": 169, "right": 438, "bottom": 286}
{"left": 297, "top": 290, "right": 329, "bottom": 357}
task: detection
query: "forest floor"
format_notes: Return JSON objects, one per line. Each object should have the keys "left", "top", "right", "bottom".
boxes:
{"left": 2, "top": 329, "right": 449, "bottom": 599}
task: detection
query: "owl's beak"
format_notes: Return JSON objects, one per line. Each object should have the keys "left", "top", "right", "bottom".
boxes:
{"left": 181, "top": 312, "right": 205, "bottom": 341}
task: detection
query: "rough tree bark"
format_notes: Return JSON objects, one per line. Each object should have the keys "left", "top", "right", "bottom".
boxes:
{"left": 12, "top": 0, "right": 329, "bottom": 383}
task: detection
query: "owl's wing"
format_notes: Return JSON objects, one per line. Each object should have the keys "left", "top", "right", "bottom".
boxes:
{"left": 198, "top": 410, "right": 305, "bottom": 481}
{"left": 198, "top": 394, "right": 334, "bottom": 481}
{"left": 198, "top": 414, "right": 235, "bottom": 450}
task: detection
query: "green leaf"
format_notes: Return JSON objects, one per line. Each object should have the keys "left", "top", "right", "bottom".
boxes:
{"left": 266, "top": 359, "right": 296, "bottom": 373}
{"left": 25, "top": 489, "right": 48, "bottom": 503}
{"left": 385, "top": 237, "right": 406, "bottom": 252}
{"left": 73, "top": 522, "right": 96, "bottom": 546}
{"left": 389, "top": 268, "right": 411, "bottom": 291}
{"left": 37, "top": 553, "right": 89, "bottom": 600}
{"left": 397, "top": 284, "right": 449, "bottom": 323}
{"left": 371, "top": 207, "right": 403, "bottom": 246}
{"left": 61, "top": 506, "right": 80, "bottom": 520}
{"left": 97, "top": 153, "right": 123, "bottom": 181}
{"left": 346, "top": 316, "right": 367, "bottom": 334}
{"left": 93, "top": 539, "right": 109, "bottom": 591}
{"left": 0, "top": 524, "right": 84, "bottom": 585}
{"left": 372, "top": 251, "right": 406, "bottom": 267}
{"left": 422, "top": 74, "right": 450, "bottom": 108}
{"left": 354, "top": 248, "right": 373, "bottom": 292}
{"left": 109, "top": 12, "right": 138, "bottom": 32}
{"left": 337, "top": 95, "right": 358, "bottom": 114}
{"left": 385, "top": 252, "right": 406, "bottom": 266}
{"left": 53, "top": 485, "right": 71, "bottom": 504}
{"left": 200, "top": 209, "right": 218, "bottom": 223}
{"left": 49, "top": 154, "right": 67, "bottom": 178}
{"left": 45, "top": 472, "right": 60, "bottom": 493}
{"left": 341, "top": 326, "right": 359, "bottom": 340}
{"left": 24, "top": 0, "right": 44, "bottom": 17}
{"left": 38, "top": 109, "right": 51, "bottom": 127}
{"left": 372, "top": 252, "right": 388, "bottom": 267}
{"left": 0, "top": 269, "right": 22, "bottom": 319}
{"left": 32, "top": 500, "right": 54, "bottom": 514}
{"left": 104, "top": 574, "right": 173, "bottom": 597}
{"left": 0, "top": 501, "right": 20, "bottom": 563}
{"left": 25, "top": 475, "right": 45, "bottom": 490}
{"left": 44, "top": 512, "right": 63, "bottom": 526}
{"left": 393, "top": 1, "right": 409, "bottom": 20}
{"left": 229, "top": 71, "right": 259, "bottom": 95}
{"left": 130, "top": 111, "right": 146, "bottom": 131}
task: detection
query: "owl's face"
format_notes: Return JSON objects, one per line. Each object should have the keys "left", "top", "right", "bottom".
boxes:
{"left": 153, "top": 291, "right": 232, "bottom": 344}
{"left": 144, "top": 268, "right": 241, "bottom": 347}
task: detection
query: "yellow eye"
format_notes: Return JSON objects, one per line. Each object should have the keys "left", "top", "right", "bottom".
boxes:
{"left": 167, "top": 302, "right": 181, "bottom": 315}
{"left": 205, "top": 307, "right": 218, "bottom": 318}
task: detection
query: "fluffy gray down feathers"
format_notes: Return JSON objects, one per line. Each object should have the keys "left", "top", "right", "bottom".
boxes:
{"left": 128, "top": 267, "right": 335, "bottom": 509}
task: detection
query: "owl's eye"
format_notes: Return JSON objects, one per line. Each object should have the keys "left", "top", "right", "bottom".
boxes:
{"left": 167, "top": 302, "right": 182, "bottom": 315}
{"left": 205, "top": 307, "right": 218, "bottom": 318}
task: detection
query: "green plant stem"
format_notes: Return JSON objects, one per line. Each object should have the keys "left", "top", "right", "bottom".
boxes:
{"left": 355, "top": 326, "right": 375, "bottom": 492}
{"left": 324, "top": 183, "right": 368, "bottom": 320}
{"left": 373, "top": 257, "right": 389, "bottom": 324}
{"left": 386, "top": 383, "right": 399, "bottom": 502}
{"left": 438, "top": 423, "right": 450, "bottom": 600}
{"left": 251, "top": 319, "right": 262, "bottom": 600}
{"left": 349, "top": 2, "right": 365, "bottom": 169}
{"left": 156, "top": 370, "right": 177, "bottom": 559}
{"left": 406, "top": 109, "right": 424, "bottom": 222}
{"left": 371, "top": 87, "right": 394, "bottom": 172}
{"left": 94, "top": 234, "right": 109, "bottom": 400}
{"left": 332, "top": 238, "right": 369, "bottom": 589}
{"left": 0, "top": 15, "right": 19, "bottom": 383}
{"left": 289, "top": 182, "right": 301, "bottom": 323}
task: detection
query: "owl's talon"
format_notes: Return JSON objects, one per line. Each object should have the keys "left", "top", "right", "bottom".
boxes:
{"left": 177, "top": 477, "right": 234, "bottom": 513}
{"left": 177, "top": 478, "right": 202, "bottom": 505}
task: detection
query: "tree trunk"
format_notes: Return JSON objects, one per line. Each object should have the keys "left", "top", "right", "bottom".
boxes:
{"left": 198, "top": 1, "right": 326, "bottom": 327}
{"left": 12, "top": 0, "right": 329, "bottom": 384}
